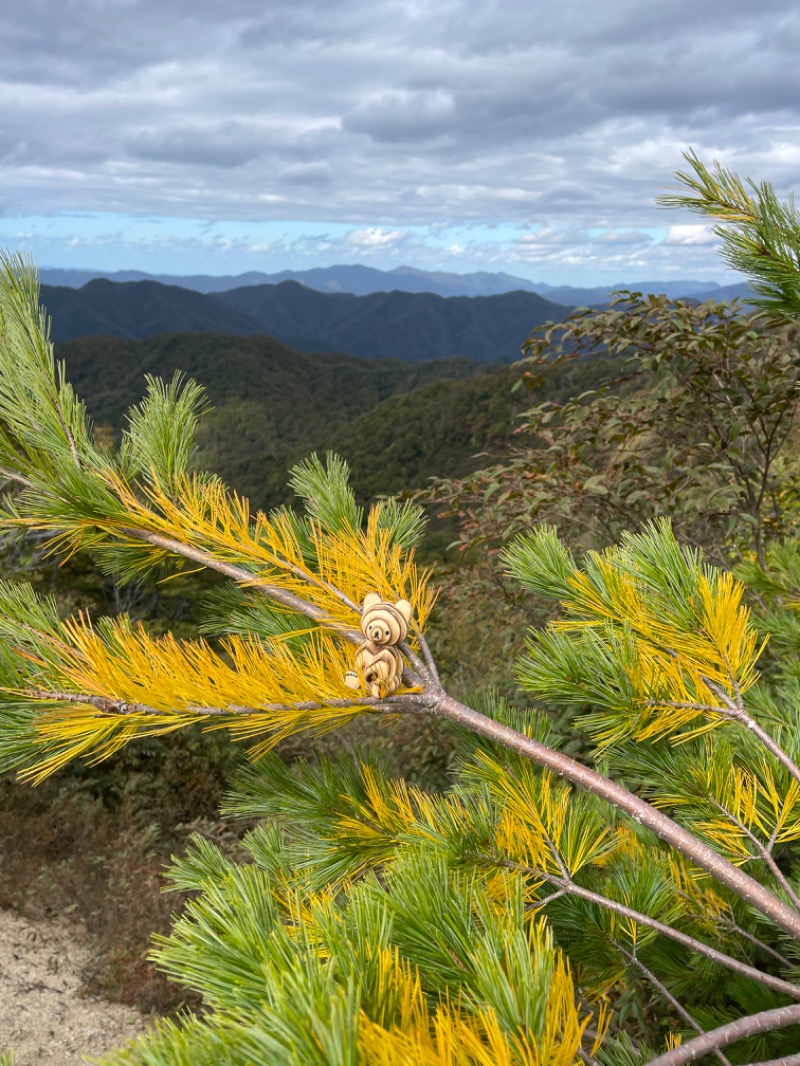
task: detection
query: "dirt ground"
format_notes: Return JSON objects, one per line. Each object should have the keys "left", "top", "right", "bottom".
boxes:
{"left": 0, "top": 909, "right": 148, "bottom": 1065}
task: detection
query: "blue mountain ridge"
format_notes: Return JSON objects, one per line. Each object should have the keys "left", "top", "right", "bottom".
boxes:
{"left": 38, "top": 263, "right": 753, "bottom": 305}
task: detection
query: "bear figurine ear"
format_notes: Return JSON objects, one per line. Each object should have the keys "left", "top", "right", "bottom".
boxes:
{"left": 395, "top": 599, "right": 413, "bottom": 625}
{"left": 362, "top": 592, "right": 382, "bottom": 612}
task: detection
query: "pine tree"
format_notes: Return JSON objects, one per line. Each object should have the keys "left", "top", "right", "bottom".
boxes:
{"left": 1, "top": 151, "right": 800, "bottom": 1063}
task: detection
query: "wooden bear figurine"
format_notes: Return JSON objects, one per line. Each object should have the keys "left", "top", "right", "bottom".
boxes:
{"left": 344, "top": 592, "right": 414, "bottom": 698}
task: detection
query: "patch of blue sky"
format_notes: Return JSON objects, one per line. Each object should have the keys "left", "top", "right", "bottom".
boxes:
{"left": 0, "top": 214, "right": 728, "bottom": 286}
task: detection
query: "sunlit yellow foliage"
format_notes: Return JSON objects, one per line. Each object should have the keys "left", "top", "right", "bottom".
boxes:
{"left": 12, "top": 611, "right": 410, "bottom": 781}
{"left": 560, "top": 556, "right": 765, "bottom": 744}
{"left": 655, "top": 748, "right": 800, "bottom": 861}
{"left": 667, "top": 854, "right": 731, "bottom": 931}
{"left": 84, "top": 471, "right": 436, "bottom": 633}
{"left": 16, "top": 464, "right": 435, "bottom": 640}
{"left": 357, "top": 924, "right": 600, "bottom": 1066}
{"left": 475, "top": 756, "right": 616, "bottom": 878}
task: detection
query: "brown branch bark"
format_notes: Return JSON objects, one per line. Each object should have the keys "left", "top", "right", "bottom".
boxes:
{"left": 710, "top": 799, "right": 800, "bottom": 912}
{"left": 123, "top": 527, "right": 364, "bottom": 641}
{"left": 703, "top": 678, "right": 800, "bottom": 790}
{"left": 0, "top": 465, "right": 34, "bottom": 488}
{"left": 644, "top": 1004, "right": 800, "bottom": 1066}
{"left": 619, "top": 947, "right": 732, "bottom": 1066}
{"left": 432, "top": 691, "right": 800, "bottom": 942}
{"left": 26, "top": 689, "right": 417, "bottom": 719}
{"left": 503, "top": 859, "right": 800, "bottom": 1001}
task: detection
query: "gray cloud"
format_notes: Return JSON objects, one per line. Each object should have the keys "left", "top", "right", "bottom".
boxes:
{"left": 127, "top": 124, "right": 267, "bottom": 168}
{"left": 0, "top": 0, "right": 797, "bottom": 281}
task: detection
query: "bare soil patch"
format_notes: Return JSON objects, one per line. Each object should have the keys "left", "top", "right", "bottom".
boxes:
{"left": 0, "top": 909, "right": 147, "bottom": 1066}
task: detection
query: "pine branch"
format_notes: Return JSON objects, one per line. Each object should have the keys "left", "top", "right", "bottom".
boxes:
{"left": 25, "top": 688, "right": 410, "bottom": 718}
{"left": 643, "top": 1004, "right": 800, "bottom": 1066}
{"left": 489, "top": 855, "right": 800, "bottom": 1000}
{"left": 708, "top": 797, "right": 800, "bottom": 911}
{"left": 658, "top": 149, "right": 800, "bottom": 318}
{"left": 123, "top": 527, "right": 364, "bottom": 642}
{"left": 436, "top": 690, "right": 800, "bottom": 942}
{"left": 703, "top": 676, "right": 800, "bottom": 790}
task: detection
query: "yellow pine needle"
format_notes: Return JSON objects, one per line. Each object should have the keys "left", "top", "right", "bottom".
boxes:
{"left": 16, "top": 613, "right": 403, "bottom": 777}
{"left": 480, "top": 759, "right": 613, "bottom": 877}
{"left": 560, "top": 558, "right": 763, "bottom": 688}
{"left": 369, "top": 947, "right": 429, "bottom": 1032}
{"left": 312, "top": 505, "right": 436, "bottom": 633}
{"left": 330, "top": 769, "right": 461, "bottom": 874}
{"left": 19, "top": 710, "right": 186, "bottom": 784}
{"left": 95, "top": 471, "right": 437, "bottom": 637}
{"left": 56, "top": 615, "right": 359, "bottom": 713}
{"left": 695, "top": 572, "right": 764, "bottom": 693}
{"left": 360, "top": 1003, "right": 587, "bottom": 1066}
{"left": 657, "top": 755, "right": 800, "bottom": 854}
{"left": 554, "top": 556, "right": 765, "bottom": 746}
{"left": 765, "top": 773, "right": 800, "bottom": 844}
{"left": 667, "top": 856, "right": 728, "bottom": 926}
{"left": 274, "top": 886, "right": 338, "bottom": 957}
{"left": 689, "top": 819, "right": 755, "bottom": 863}
{"left": 562, "top": 559, "right": 647, "bottom": 629}
{"left": 361, "top": 767, "right": 419, "bottom": 831}
{"left": 357, "top": 926, "right": 599, "bottom": 1065}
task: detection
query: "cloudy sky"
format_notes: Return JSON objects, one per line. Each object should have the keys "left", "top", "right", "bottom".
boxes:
{"left": 1, "top": 0, "right": 798, "bottom": 285}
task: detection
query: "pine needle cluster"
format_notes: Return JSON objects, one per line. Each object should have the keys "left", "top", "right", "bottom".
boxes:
{"left": 659, "top": 149, "right": 800, "bottom": 317}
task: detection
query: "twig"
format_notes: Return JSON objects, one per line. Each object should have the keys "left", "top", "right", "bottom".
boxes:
{"left": 498, "top": 858, "right": 800, "bottom": 1001}
{"left": 122, "top": 527, "right": 365, "bottom": 643}
{"left": 0, "top": 466, "right": 34, "bottom": 489}
{"left": 704, "top": 677, "right": 800, "bottom": 790}
{"left": 414, "top": 622, "right": 440, "bottom": 684}
{"left": 24, "top": 688, "right": 424, "bottom": 719}
{"left": 712, "top": 916, "right": 792, "bottom": 970}
{"left": 398, "top": 638, "right": 432, "bottom": 683}
{"left": 710, "top": 799, "right": 800, "bottom": 911}
{"left": 619, "top": 946, "right": 732, "bottom": 1066}
{"left": 123, "top": 528, "right": 427, "bottom": 690}
{"left": 671, "top": 887, "right": 793, "bottom": 969}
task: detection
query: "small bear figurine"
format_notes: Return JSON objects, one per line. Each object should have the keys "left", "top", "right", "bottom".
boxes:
{"left": 344, "top": 592, "right": 414, "bottom": 698}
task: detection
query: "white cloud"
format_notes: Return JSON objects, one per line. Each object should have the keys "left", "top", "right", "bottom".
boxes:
{"left": 664, "top": 225, "right": 719, "bottom": 246}
{"left": 346, "top": 227, "right": 406, "bottom": 248}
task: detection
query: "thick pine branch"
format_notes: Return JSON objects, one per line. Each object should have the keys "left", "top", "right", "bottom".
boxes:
{"left": 434, "top": 691, "right": 800, "bottom": 942}
{"left": 618, "top": 947, "right": 733, "bottom": 1066}
{"left": 644, "top": 1004, "right": 800, "bottom": 1066}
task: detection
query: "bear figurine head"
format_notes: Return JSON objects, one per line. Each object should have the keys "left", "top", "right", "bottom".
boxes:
{"left": 360, "top": 592, "right": 413, "bottom": 646}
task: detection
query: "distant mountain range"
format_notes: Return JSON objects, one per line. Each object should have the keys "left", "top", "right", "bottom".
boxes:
{"left": 39, "top": 263, "right": 754, "bottom": 305}
{"left": 40, "top": 279, "right": 575, "bottom": 362}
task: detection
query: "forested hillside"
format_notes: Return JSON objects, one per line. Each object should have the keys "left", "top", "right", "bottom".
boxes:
{"left": 56, "top": 331, "right": 520, "bottom": 509}
{"left": 216, "top": 281, "right": 573, "bottom": 360}
{"left": 42, "top": 278, "right": 573, "bottom": 361}
{"left": 42, "top": 280, "right": 263, "bottom": 342}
